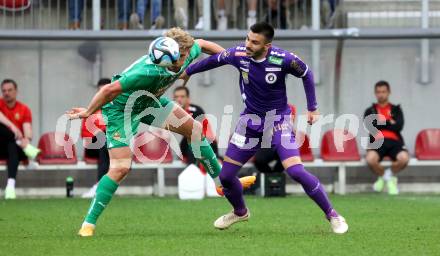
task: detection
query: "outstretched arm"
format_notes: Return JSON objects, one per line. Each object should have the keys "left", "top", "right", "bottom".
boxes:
{"left": 285, "top": 53, "right": 319, "bottom": 124}
{"left": 67, "top": 81, "right": 122, "bottom": 119}
{"left": 196, "top": 39, "right": 225, "bottom": 55}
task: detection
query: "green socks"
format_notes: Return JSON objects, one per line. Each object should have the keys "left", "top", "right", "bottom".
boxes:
{"left": 189, "top": 138, "right": 222, "bottom": 179}
{"left": 84, "top": 175, "right": 119, "bottom": 225}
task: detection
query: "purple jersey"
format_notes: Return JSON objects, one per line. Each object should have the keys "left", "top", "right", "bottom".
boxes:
{"left": 185, "top": 44, "right": 318, "bottom": 115}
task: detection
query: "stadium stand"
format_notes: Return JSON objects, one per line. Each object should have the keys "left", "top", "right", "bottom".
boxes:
{"left": 2, "top": 128, "right": 440, "bottom": 196}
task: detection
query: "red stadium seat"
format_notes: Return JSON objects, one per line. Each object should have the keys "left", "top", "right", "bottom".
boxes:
{"left": 37, "top": 132, "right": 77, "bottom": 165}
{"left": 295, "top": 131, "right": 314, "bottom": 162}
{"left": 0, "top": 0, "right": 31, "bottom": 11}
{"left": 133, "top": 132, "right": 173, "bottom": 164}
{"left": 321, "top": 129, "right": 360, "bottom": 161}
{"left": 415, "top": 129, "right": 440, "bottom": 160}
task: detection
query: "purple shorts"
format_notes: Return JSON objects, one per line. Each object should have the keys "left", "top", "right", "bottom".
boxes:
{"left": 225, "top": 111, "right": 300, "bottom": 165}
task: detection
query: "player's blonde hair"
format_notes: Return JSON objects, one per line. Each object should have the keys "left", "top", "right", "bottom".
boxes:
{"left": 164, "top": 27, "right": 194, "bottom": 50}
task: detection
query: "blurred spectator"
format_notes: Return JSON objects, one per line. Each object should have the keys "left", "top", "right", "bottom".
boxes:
{"left": 0, "top": 79, "right": 40, "bottom": 200}
{"left": 217, "top": 0, "right": 257, "bottom": 30}
{"left": 68, "top": 0, "right": 83, "bottom": 30}
{"left": 173, "top": 86, "right": 220, "bottom": 165}
{"left": 364, "top": 80, "right": 409, "bottom": 195}
{"left": 81, "top": 78, "right": 111, "bottom": 198}
{"left": 119, "top": 0, "right": 164, "bottom": 30}
{"left": 253, "top": 104, "right": 296, "bottom": 174}
{"left": 173, "top": 0, "right": 203, "bottom": 30}
{"left": 265, "top": 0, "right": 289, "bottom": 29}
{"left": 322, "top": 0, "right": 338, "bottom": 28}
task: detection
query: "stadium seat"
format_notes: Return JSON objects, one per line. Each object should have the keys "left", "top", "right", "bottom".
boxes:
{"left": 415, "top": 129, "right": 440, "bottom": 160}
{"left": 133, "top": 132, "right": 173, "bottom": 164}
{"left": 296, "top": 131, "right": 314, "bottom": 162}
{"left": 37, "top": 132, "right": 77, "bottom": 165}
{"left": 0, "top": 0, "right": 31, "bottom": 11}
{"left": 321, "top": 129, "right": 360, "bottom": 161}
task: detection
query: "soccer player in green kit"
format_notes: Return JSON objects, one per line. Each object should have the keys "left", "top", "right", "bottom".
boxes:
{"left": 67, "top": 28, "right": 256, "bottom": 237}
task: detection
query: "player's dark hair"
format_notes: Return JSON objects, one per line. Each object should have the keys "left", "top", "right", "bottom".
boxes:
{"left": 250, "top": 22, "right": 275, "bottom": 43}
{"left": 1, "top": 79, "right": 17, "bottom": 89}
{"left": 174, "top": 86, "right": 190, "bottom": 97}
{"left": 375, "top": 80, "right": 390, "bottom": 91}
{"left": 97, "top": 78, "right": 111, "bottom": 87}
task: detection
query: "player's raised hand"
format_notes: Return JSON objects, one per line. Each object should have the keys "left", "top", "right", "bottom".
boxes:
{"left": 307, "top": 110, "right": 320, "bottom": 125}
{"left": 66, "top": 107, "right": 89, "bottom": 120}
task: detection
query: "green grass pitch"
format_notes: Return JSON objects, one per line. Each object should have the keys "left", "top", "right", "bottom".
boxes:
{"left": 0, "top": 194, "right": 439, "bottom": 255}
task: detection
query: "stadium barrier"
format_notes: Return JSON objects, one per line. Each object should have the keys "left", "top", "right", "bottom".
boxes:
{"left": 2, "top": 129, "right": 439, "bottom": 196}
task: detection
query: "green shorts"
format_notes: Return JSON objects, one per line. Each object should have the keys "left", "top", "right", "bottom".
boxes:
{"left": 102, "top": 96, "right": 174, "bottom": 149}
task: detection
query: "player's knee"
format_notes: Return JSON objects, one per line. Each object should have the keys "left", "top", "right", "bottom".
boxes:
{"left": 366, "top": 152, "right": 379, "bottom": 165}
{"left": 397, "top": 151, "right": 410, "bottom": 166}
{"left": 108, "top": 167, "right": 130, "bottom": 182}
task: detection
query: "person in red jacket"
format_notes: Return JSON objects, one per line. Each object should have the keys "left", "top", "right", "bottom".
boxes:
{"left": 0, "top": 79, "right": 40, "bottom": 199}
{"left": 81, "top": 78, "right": 111, "bottom": 198}
{"left": 364, "top": 80, "right": 409, "bottom": 195}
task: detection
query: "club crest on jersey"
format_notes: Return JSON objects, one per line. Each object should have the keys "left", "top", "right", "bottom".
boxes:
{"left": 265, "top": 73, "right": 277, "bottom": 84}
{"left": 113, "top": 131, "right": 121, "bottom": 140}
{"left": 14, "top": 113, "right": 20, "bottom": 120}
{"left": 268, "top": 56, "right": 283, "bottom": 65}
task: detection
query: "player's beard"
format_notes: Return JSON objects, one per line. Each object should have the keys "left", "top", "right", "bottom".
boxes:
{"left": 248, "top": 47, "right": 266, "bottom": 59}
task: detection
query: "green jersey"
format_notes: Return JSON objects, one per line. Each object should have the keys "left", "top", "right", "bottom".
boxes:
{"left": 107, "top": 42, "right": 202, "bottom": 112}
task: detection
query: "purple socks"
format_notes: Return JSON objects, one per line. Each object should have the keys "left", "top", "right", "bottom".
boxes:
{"left": 285, "top": 164, "right": 334, "bottom": 216}
{"left": 219, "top": 161, "right": 248, "bottom": 216}
{"left": 219, "top": 161, "right": 334, "bottom": 218}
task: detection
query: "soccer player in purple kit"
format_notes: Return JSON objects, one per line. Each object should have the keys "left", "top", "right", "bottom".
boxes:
{"left": 181, "top": 22, "right": 348, "bottom": 234}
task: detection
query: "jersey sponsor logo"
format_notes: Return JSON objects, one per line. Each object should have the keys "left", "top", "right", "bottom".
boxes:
{"left": 265, "top": 67, "right": 282, "bottom": 72}
{"left": 235, "top": 51, "right": 247, "bottom": 57}
{"left": 236, "top": 46, "right": 246, "bottom": 51}
{"left": 265, "top": 73, "right": 278, "bottom": 84}
{"left": 290, "top": 59, "right": 305, "bottom": 75}
{"left": 270, "top": 51, "right": 286, "bottom": 57}
{"left": 239, "top": 60, "right": 250, "bottom": 67}
{"left": 241, "top": 71, "right": 249, "bottom": 84}
{"left": 230, "top": 132, "right": 246, "bottom": 148}
{"left": 268, "top": 56, "right": 283, "bottom": 65}
{"left": 221, "top": 50, "right": 230, "bottom": 60}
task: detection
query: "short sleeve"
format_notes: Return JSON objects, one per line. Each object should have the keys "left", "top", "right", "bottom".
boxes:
{"left": 284, "top": 53, "right": 309, "bottom": 78}
{"left": 23, "top": 105, "right": 32, "bottom": 124}
{"left": 188, "top": 41, "right": 202, "bottom": 61}
{"left": 117, "top": 72, "right": 145, "bottom": 92}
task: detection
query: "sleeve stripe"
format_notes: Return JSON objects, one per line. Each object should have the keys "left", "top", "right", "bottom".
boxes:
{"left": 300, "top": 65, "right": 309, "bottom": 78}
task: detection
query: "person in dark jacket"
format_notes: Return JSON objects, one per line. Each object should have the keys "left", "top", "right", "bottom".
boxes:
{"left": 363, "top": 80, "right": 409, "bottom": 195}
